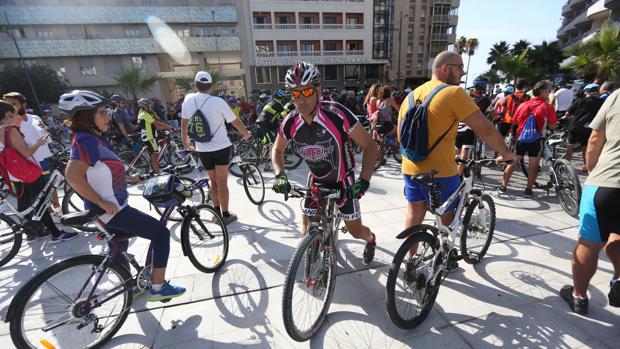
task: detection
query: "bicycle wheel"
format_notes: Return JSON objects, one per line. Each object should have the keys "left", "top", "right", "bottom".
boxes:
{"left": 61, "top": 188, "right": 98, "bottom": 232}
{"left": 58, "top": 129, "right": 71, "bottom": 145}
{"left": 374, "top": 145, "right": 386, "bottom": 170}
{"left": 118, "top": 151, "right": 150, "bottom": 176}
{"left": 0, "top": 214, "right": 21, "bottom": 268}
{"left": 284, "top": 143, "right": 303, "bottom": 170}
{"left": 9, "top": 254, "right": 132, "bottom": 349}
{"left": 167, "top": 144, "right": 192, "bottom": 166}
{"left": 154, "top": 176, "right": 206, "bottom": 222}
{"left": 392, "top": 146, "right": 402, "bottom": 163}
{"left": 242, "top": 163, "right": 265, "bottom": 205}
{"left": 554, "top": 158, "right": 581, "bottom": 218}
{"left": 460, "top": 194, "right": 496, "bottom": 264}
{"left": 282, "top": 228, "right": 336, "bottom": 341}
{"left": 229, "top": 142, "right": 259, "bottom": 178}
{"left": 157, "top": 146, "right": 170, "bottom": 168}
{"left": 386, "top": 226, "right": 441, "bottom": 329}
{"left": 181, "top": 204, "right": 229, "bottom": 273}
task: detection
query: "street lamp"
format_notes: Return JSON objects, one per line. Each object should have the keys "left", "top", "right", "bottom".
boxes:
{"left": 396, "top": 10, "right": 408, "bottom": 90}
{"left": 211, "top": 10, "right": 222, "bottom": 73}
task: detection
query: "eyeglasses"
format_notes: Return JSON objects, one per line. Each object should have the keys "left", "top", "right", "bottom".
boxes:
{"left": 290, "top": 87, "right": 317, "bottom": 99}
{"left": 446, "top": 64, "right": 464, "bottom": 69}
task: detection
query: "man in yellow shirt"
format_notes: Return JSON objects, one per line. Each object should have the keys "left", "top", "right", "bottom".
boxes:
{"left": 398, "top": 51, "right": 515, "bottom": 240}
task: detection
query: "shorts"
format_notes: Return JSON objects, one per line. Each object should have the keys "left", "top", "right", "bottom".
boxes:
{"left": 497, "top": 122, "right": 514, "bottom": 138}
{"left": 515, "top": 140, "right": 543, "bottom": 157}
{"left": 455, "top": 129, "right": 475, "bottom": 150}
{"left": 142, "top": 139, "right": 159, "bottom": 154}
{"left": 567, "top": 127, "right": 591, "bottom": 147}
{"left": 404, "top": 174, "right": 461, "bottom": 212}
{"left": 199, "top": 146, "right": 232, "bottom": 171}
{"left": 579, "top": 185, "right": 620, "bottom": 243}
{"left": 302, "top": 174, "right": 361, "bottom": 221}
{"left": 39, "top": 157, "right": 52, "bottom": 181}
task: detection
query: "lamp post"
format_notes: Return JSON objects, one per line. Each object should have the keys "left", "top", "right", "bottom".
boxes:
{"left": 396, "top": 10, "right": 407, "bottom": 90}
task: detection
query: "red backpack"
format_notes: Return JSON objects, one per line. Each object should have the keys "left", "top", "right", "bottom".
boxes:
{"left": 0, "top": 126, "right": 42, "bottom": 195}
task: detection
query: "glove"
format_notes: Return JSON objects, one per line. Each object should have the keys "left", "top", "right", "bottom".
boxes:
{"left": 345, "top": 178, "right": 370, "bottom": 200}
{"left": 272, "top": 173, "right": 291, "bottom": 195}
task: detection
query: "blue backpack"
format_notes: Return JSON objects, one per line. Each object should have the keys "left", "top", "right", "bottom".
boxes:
{"left": 399, "top": 84, "right": 454, "bottom": 162}
{"left": 517, "top": 104, "right": 543, "bottom": 143}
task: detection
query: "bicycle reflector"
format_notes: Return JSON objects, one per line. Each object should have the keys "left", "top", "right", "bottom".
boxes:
{"left": 39, "top": 339, "right": 56, "bottom": 349}
{"left": 311, "top": 186, "right": 319, "bottom": 196}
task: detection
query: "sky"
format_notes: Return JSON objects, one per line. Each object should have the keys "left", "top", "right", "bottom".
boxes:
{"left": 456, "top": 0, "right": 564, "bottom": 85}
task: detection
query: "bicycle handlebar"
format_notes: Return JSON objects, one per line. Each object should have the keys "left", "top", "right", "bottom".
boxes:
{"left": 284, "top": 185, "right": 342, "bottom": 201}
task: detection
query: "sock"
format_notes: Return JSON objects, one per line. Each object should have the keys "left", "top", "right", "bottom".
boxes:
{"left": 151, "top": 283, "right": 163, "bottom": 292}
{"left": 366, "top": 233, "right": 376, "bottom": 245}
{"left": 572, "top": 291, "right": 587, "bottom": 300}
{"left": 214, "top": 206, "right": 221, "bottom": 214}
{"left": 222, "top": 211, "right": 230, "bottom": 218}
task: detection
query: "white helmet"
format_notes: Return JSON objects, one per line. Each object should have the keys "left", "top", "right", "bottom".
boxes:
{"left": 285, "top": 61, "right": 321, "bottom": 89}
{"left": 58, "top": 90, "right": 111, "bottom": 116}
{"left": 137, "top": 98, "right": 153, "bottom": 108}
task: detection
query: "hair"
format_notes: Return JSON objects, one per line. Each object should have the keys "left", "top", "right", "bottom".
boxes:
{"left": 365, "top": 83, "right": 381, "bottom": 105}
{"left": 69, "top": 108, "right": 97, "bottom": 134}
{"left": 0, "top": 100, "right": 15, "bottom": 122}
{"left": 196, "top": 82, "right": 212, "bottom": 92}
{"left": 379, "top": 86, "right": 392, "bottom": 100}
{"left": 602, "top": 81, "right": 614, "bottom": 92}
{"left": 516, "top": 78, "right": 527, "bottom": 90}
{"left": 532, "top": 80, "right": 553, "bottom": 97}
{"left": 2, "top": 92, "right": 27, "bottom": 105}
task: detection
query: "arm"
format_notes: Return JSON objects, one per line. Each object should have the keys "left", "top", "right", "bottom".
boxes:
{"left": 8, "top": 127, "right": 45, "bottom": 158}
{"left": 118, "top": 122, "right": 129, "bottom": 138}
{"left": 463, "top": 110, "right": 513, "bottom": 159}
{"left": 586, "top": 129, "right": 605, "bottom": 171}
{"left": 348, "top": 123, "right": 378, "bottom": 181}
{"left": 65, "top": 160, "right": 118, "bottom": 214}
{"left": 271, "top": 134, "right": 288, "bottom": 175}
{"left": 180, "top": 118, "right": 194, "bottom": 151}
{"left": 154, "top": 120, "right": 172, "bottom": 130}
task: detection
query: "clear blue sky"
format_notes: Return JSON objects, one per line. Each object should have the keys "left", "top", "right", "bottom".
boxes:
{"left": 456, "top": 0, "right": 564, "bottom": 85}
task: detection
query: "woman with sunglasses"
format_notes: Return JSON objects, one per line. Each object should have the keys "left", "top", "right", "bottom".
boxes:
{"left": 270, "top": 61, "right": 379, "bottom": 264}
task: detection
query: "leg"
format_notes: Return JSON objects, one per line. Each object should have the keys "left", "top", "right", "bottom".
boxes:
{"left": 213, "top": 164, "right": 230, "bottom": 213}
{"left": 207, "top": 169, "right": 219, "bottom": 208}
{"left": 406, "top": 201, "right": 427, "bottom": 256}
{"left": 605, "top": 233, "right": 620, "bottom": 280}
{"left": 501, "top": 155, "right": 522, "bottom": 187}
{"left": 565, "top": 143, "right": 576, "bottom": 161}
{"left": 344, "top": 218, "right": 373, "bottom": 243}
{"left": 572, "top": 238, "right": 604, "bottom": 298}
{"left": 150, "top": 152, "right": 160, "bottom": 173}
{"left": 526, "top": 156, "right": 540, "bottom": 190}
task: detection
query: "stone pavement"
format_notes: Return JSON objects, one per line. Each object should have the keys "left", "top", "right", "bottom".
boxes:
{"left": 1, "top": 157, "right": 619, "bottom": 348}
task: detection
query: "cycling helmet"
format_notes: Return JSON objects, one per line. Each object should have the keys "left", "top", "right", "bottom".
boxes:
{"left": 137, "top": 98, "right": 153, "bottom": 108}
{"left": 584, "top": 83, "right": 599, "bottom": 93}
{"left": 503, "top": 86, "right": 514, "bottom": 94}
{"left": 472, "top": 78, "right": 487, "bottom": 90}
{"left": 284, "top": 61, "right": 321, "bottom": 89}
{"left": 274, "top": 89, "right": 286, "bottom": 98}
{"left": 110, "top": 94, "right": 126, "bottom": 103}
{"left": 58, "top": 90, "right": 112, "bottom": 116}
{"left": 259, "top": 93, "right": 268, "bottom": 100}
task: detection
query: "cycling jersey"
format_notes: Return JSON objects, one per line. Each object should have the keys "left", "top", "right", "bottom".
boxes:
{"left": 279, "top": 100, "right": 358, "bottom": 184}
{"left": 138, "top": 110, "right": 158, "bottom": 151}
{"left": 257, "top": 98, "right": 286, "bottom": 130}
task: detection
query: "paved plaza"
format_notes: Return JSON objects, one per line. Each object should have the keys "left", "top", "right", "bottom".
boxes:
{"left": 1, "top": 157, "right": 619, "bottom": 349}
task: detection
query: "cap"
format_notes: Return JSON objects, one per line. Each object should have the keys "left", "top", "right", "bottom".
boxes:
{"left": 404, "top": 88, "right": 412, "bottom": 93}
{"left": 194, "top": 71, "right": 212, "bottom": 84}
{"left": 584, "top": 83, "right": 599, "bottom": 92}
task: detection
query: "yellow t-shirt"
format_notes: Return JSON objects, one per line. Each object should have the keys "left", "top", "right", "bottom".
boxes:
{"left": 398, "top": 80, "right": 479, "bottom": 177}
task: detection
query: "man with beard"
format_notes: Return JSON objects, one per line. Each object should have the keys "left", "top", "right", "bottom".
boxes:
{"left": 270, "top": 61, "right": 379, "bottom": 264}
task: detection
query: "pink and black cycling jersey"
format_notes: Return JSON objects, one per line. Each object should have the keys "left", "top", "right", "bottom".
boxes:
{"left": 279, "top": 100, "right": 359, "bottom": 184}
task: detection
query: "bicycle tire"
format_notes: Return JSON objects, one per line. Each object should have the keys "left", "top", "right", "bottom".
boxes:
{"left": 181, "top": 204, "right": 229, "bottom": 273}
{"left": 59, "top": 129, "right": 71, "bottom": 145}
{"left": 374, "top": 145, "right": 386, "bottom": 170}
{"left": 118, "top": 150, "right": 151, "bottom": 176}
{"left": 229, "top": 142, "right": 259, "bottom": 178}
{"left": 166, "top": 143, "right": 192, "bottom": 166}
{"left": 242, "top": 163, "right": 265, "bottom": 205}
{"left": 61, "top": 188, "right": 98, "bottom": 232}
{"left": 284, "top": 143, "right": 303, "bottom": 170}
{"left": 9, "top": 254, "right": 132, "bottom": 349}
{"left": 460, "top": 194, "right": 496, "bottom": 264}
{"left": 554, "top": 158, "right": 581, "bottom": 218}
{"left": 392, "top": 147, "right": 402, "bottom": 163}
{"left": 154, "top": 176, "right": 206, "bottom": 222}
{"left": 0, "top": 214, "right": 21, "bottom": 268}
{"left": 386, "top": 227, "right": 440, "bottom": 329}
{"left": 282, "top": 228, "right": 336, "bottom": 341}
{"left": 157, "top": 146, "right": 170, "bottom": 168}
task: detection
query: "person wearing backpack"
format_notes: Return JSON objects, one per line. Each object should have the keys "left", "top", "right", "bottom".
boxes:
{"left": 397, "top": 51, "right": 515, "bottom": 260}
{"left": 499, "top": 80, "right": 557, "bottom": 197}
{"left": 499, "top": 79, "right": 530, "bottom": 138}
{"left": 181, "top": 71, "right": 252, "bottom": 225}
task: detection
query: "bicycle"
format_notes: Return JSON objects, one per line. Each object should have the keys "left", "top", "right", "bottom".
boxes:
{"left": 6, "top": 175, "right": 228, "bottom": 348}
{"left": 386, "top": 158, "right": 498, "bottom": 329}
{"left": 118, "top": 130, "right": 190, "bottom": 176}
{"left": 280, "top": 185, "right": 347, "bottom": 342}
{"left": 230, "top": 153, "right": 265, "bottom": 205}
{"left": 229, "top": 136, "right": 302, "bottom": 178}
{"left": 374, "top": 133, "right": 402, "bottom": 170}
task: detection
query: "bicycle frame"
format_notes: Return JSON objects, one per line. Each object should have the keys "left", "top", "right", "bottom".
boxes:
{"left": 0, "top": 170, "right": 63, "bottom": 224}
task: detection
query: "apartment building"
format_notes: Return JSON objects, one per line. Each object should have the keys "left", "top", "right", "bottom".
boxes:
{"left": 0, "top": 0, "right": 247, "bottom": 104}
{"left": 388, "top": 0, "right": 459, "bottom": 89}
{"left": 557, "top": 0, "right": 620, "bottom": 51}
{"left": 241, "top": 0, "right": 390, "bottom": 93}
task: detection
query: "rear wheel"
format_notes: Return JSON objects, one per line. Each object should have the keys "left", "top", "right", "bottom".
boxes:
{"left": 284, "top": 143, "right": 303, "bottom": 170}
{"left": 61, "top": 189, "right": 98, "bottom": 232}
{"left": 0, "top": 214, "right": 21, "bottom": 268}
{"left": 118, "top": 151, "right": 151, "bottom": 176}
{"left": 242, "top": 163, "right": 265, "bottom": 205}
{"left": 154, "top": 177, "right": 207, "bottom": 222}
{"left": 554, "top": 159, "right": 581, "bottom": 218}
{"left": 229, "top": 142, "right": 259, "bottom": 178}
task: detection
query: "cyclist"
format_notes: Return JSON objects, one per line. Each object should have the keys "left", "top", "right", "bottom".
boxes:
{"left": 61, "top": 90, "right": 185, "bottom": 302}
{"left": 256, "top": 89, "right": 288, "bottom": 145}
{"left": 456, "top": 78, "right": 492, "bottom": 175}
{"left": 137, "top": 97, "right": 174, "bottom": 174}
{"left": 110, "top": 94, "right": 135, "bottom": 144}
{"left": 271, "top": 61, "right": 379, "bottom": 264}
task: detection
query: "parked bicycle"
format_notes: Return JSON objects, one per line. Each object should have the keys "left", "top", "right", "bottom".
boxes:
{"left": 230, "top": 153, "right": 265, "bottom": 205}
{"left": 118, "top": 130, "right": 191, "bottom": 176}
{"left": 229, "top": 137, "right": 302, "bottom": 178}
{"left": 374, "top": 133, "right": 401, "bottom": 170}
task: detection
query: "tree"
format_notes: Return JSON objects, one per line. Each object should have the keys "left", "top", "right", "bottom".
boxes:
{"left": 453, "top": 36, "right": 468, "bottom": 55}
{"left": 174, "top": 70, "right": 222, "bottom": 94}
{"left": 511, "top": 40, "right": 531, "bottom": 57}
{"left": 0, "top": 64, "right": 69, "bottom": 110}
{"left": 487, "top": 41, "right": 511, "bottom": 67}
{"left": 564, "top": 21, "right": 620, "bottom": 82}
{"left": 495, "top": 49, "right": 530, "bottom": 85}
{"left": 527, "top": 40, "right": 565, "bottom": 82}
{"left": 481, "top": 69, "right": 501, "bottom": 86}
{"left": 113, "top": 66, "right": 161, "bottom": 102}
{"left": 464, "top": 37, "right": 479, "bottom": 87}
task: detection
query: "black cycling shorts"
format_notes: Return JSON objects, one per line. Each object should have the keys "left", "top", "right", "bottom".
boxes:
{"left": 568, "top": 127, "right": 591, "bottom": 147}
{"left": 142, "top": 140, "right": 158, "bottom": 154}
{"left": 198, "top": 146, "right": 232, "bottom": 171}
{"left": 455, "top": 129, "right": 475, "bottom": 149}
{"left": 302, "top": 174, "right": 361, "bottom": 221}
{"left": 497, "top": 122, "right": 514, "bottom": 138}
{"left": 515, "top": 139, "right": 543, "bottom": 157}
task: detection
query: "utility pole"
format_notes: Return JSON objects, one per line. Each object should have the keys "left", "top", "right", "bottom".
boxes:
{"left": 211, "top": 10, "right": 223, "bottom": 92}
{"left": 3, "top": 12, "right": 41, "bottom": 111}
{"left": 396, "top": 10, "right": 403, "bottom": 90}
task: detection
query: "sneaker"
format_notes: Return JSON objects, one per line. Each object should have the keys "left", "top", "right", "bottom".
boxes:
{"left": 132, "top": 286, "right": 146, "bottom": 301}
{"left": 404, "top": 259, "right": 417, "bottom": 283}
{"left": 148, "top": 281, "right": 186, "bottom": 302}
{"left": 560, "top": 285, "right": 588, "bottom": 315}
{"left": 263, "top": 164, "right": 273, "bottom": 172}
{"left": 221, "top": 213, "right": 238, "bottom": 225}
{"left": 496, "top": 185, "right": 507, "bottom": 193}
{"left": 523, "top": 188, "right": 533, "bottom": 198}
{"left": 608, "top": 280, "right": 620, "bottom": 307}
{"left": 363, "top": 233, "right": 376, "bottom": 265}
{"left": 50, "top": 231, "right": 79, "bottom": 244}
{"left": 26, "top": 231, "right": 51, "bottom": 243}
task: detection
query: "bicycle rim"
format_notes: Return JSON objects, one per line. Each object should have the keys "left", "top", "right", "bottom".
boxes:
{"left": 229, "top": 142, "right": 258, "bottom": 178}
{"left": 10, "top": 255, "right": 132, "bottom": 349}
{"left": 282, "top": 230, "right": 336, "bottom": 341}
{"left": 243, "top": 164, "right": 265, "bottom": 205}
{"left": 460, "top": 195, "right": 496, "bottom": 264}
{"left": 554, "top": 159, "right": 581, "bottom": 217}
{"left": 0, "top": 214, "right": 21, "bottom": 268}
{"left": 182, "top": 204, "right": 229, "bottom": 273}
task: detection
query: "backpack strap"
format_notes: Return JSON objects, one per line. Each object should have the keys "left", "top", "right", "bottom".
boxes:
{"left": 428, "top": 120, "right": 456, "bottom": 154}
{"left": 422, "top": 84, "right": 449, "bottom": 106}
{"left": 2, "top": 126, "right": 16, "bottom": 149}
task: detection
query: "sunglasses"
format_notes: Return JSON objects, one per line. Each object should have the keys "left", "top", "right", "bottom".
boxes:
{"left": 290, "top": 87, "right": 317, "bottom": 98}
{"left": 446, "top": 63, "right": 464, "bottom": 69}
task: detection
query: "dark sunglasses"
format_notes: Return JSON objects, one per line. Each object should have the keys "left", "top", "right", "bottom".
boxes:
{"left": 291, "top": 87, "right": 317, "bottom": 98}
{"left": 446, "top": 63, "right": 464, "bottom": 69}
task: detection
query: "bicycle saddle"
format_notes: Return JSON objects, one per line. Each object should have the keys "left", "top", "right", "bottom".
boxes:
{"left": 61, "top": 208, "right": 104, "bottom": 227}
{"left": 413, "top": 170, "right": 439, "bottom": 183}
{"left": 548, "top": 138, "right": 563, "bottom": 147}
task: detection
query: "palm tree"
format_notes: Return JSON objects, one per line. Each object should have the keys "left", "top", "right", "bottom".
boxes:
{"left": 528, "top": 40, "right": 565, "bottom": 81}
{"left": 487, "top": 41, "right": 511, "bottom": 67}
{"left": 453, "top": 36, "right": 468, "bottom": 55}
{"left": 565, "top": 21, "right": 620, "bottom": 82}
{"left": 495, "top": 49, "right": 530, "bottom": 85}
{"left": 174, "top": 70, "right": 222, "bottom": 94}
{"left": 113, "top": 66, "right": 161, "bottom": 103}
{"left": 464, "top": 37, "right": 479, "bottom": 87}
{"left": 511, "top": 40, "right": 531, "bottom": 57}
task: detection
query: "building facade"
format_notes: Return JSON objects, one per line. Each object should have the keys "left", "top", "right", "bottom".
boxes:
{"left": 0, "top": 0, "right": 246, "bottom": 104}
{"left": 387, "top": 0, "right": 459, "bottom": 89}
{"left": 241, "top": 0, "right": 391, "bottom": 94}
{"left": 557, "top": 0, "right": 620, "bottom": 51}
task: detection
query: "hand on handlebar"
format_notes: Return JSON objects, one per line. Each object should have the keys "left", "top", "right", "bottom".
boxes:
{"left": 272, "top": 173, "right": 291, "bottom": 196}
{"left": 345, "top": 178, "right": 370, "bottom": 200}
{"left": 496, "top": 152, "right": 516, "bottom": 165}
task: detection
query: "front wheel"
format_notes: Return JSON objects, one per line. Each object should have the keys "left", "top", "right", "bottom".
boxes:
{"left": 181, "top": 204, "right": 229, "bottom": 273}
{"left": 460, "top": 194, "right": 496, "bottom": 264}
{"left": 242, "top": 163, "right": 265, "bottom": 205}
{"left": 282, "top": 228, "right": 336, "bottom": 341}
{"left": 229, "top": 142, "right": 259, "bottom": 178}
{"left": 554, "top": 158, "right": 582, "bottom": 218}
{"left": 0, "top": 214, "right": 21, "bottom": 268}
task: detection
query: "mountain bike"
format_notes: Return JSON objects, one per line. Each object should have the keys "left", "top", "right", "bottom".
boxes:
{"left": 374, "top": 133, "right": 402, "bottom": 170}
{"left": 281, "top": 185, "right": 347, "bottom": 341}
{"left": 118, "top": 130, "right": 190, "bottom": 176}
{"left": 230, "top": 153, "right": 265, "bottom": 205}
{"left": 386, "top": 159, "right": 498, "bottom": 329}
{"left": 229, "top": 137, "right": 302, "bottom": 178}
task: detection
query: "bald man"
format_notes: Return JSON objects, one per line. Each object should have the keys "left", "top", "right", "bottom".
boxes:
{"left": 397, "top": 51, "right": 515, "bottom": 262}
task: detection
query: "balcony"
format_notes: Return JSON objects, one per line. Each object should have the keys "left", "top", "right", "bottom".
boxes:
{"left": 253, "top": 24, "right": 273, "bottom": 30}
{"left": 252, "top": 23, "right": 363, "bottom": 30}
{"left": 255, "top": 50, "right": 369, "bottom": 66}
{"left": 558, "top": 10, "right": 589, "bottom": 35}
{"left": 274, "top": 24, "right": 297, "bottom": 30}
{"left": 587, "top": 0, "right": 609, "bottom": 20}
{"left": 431, "top": 33, "right": 455, "bottom": 42}
{"left": 300, "top": 24, "right": 321, "bottom": 30}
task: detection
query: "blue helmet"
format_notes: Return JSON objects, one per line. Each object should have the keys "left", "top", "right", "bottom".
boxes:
{"left": 504, "top": 86, "right": 514, "bottom": 94}
{"left": 274, "top": 89, "right": 286, "bottom": 98}
{"left": 472, "top": 78, "right": 487, "bottom": 90}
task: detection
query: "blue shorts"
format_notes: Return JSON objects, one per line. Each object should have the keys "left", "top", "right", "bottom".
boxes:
{"left": 404, "top": 174, "right": 461, "bottom": 211}
{"left": 579, "top": 184, "right": 620, "bottom": 243}
{"left": 39, "top": 157, "right": 52, "bottom": 181}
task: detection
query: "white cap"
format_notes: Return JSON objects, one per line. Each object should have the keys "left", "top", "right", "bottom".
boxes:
{"left": 404, "top": 88, "right": 412, "bottom": 93}
{"left": 194, "top": 71, "right": 212, "bottom": 84}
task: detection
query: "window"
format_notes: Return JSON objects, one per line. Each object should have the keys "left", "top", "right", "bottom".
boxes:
{"left": 36, "top": 31, "right": 55, "bottom": 39}
{"left": 324, "top": 16, "right": 337, "bottom": 25}
{"left": 345, "top": 65, "right": 359, "bottom": 80}
{"left": 277, "top": 43, "right": 293, "bottom": 52}
{"left": 277, "top": 66, "right": 288, "bottom": 82}
{"left": 220, "top": 28, "right": 236, "bottom": 35}
{"left": 199, "top": 28, "right": 217, "bottom": 37}
{"left": 372, "top": 0, "right": 390, "bottom": 59}
{"left": 177, "top": 28, "right": 190, "bottom": 37}
{"left": 324, "top": 42, "right": 337, "bottom": 51}
{"left": 405, "top": 64, "right": 411, "bottom": 71}
{"left": 23, "top": 59, "right": 36, "bottom": 67}
{"left": 125, "top": 29, "right": 140, "bottom": 37}
{"left": 254, "top": 16, "right": 267, "bottom": 24}
{"left": 276, "top": 16, "right": 291, "bottom": 24}
{"left": 407, "top": 45, "right": 412, "bottom": 54}
{"left": 256, "top": 67, "right": 271, "bottom": 84}
{"left": 324, "top": 65, "right": 338, "bottom": 81}
{"left": 418, "top": 45, "right": 424, "bottom": 53}
{"left": 365, "top": 65, "right": 380, "bottom": 79}
{"left": 302, "top": 43, "right": 315, "bottom": 52}
{"left": 256, "top": 42, "right": 272, "bottom": 53}
{"left": 144, "top": 0, "right": 159, "bottom": 5}
{"left": 80, "top": 66, "right": 97, "bottom": 76}
{"left": 416, "top": 63, "right": 422, "bottom": 70}
{"left": 131, "top": 56, "right": 145, "bottom": 69}
{"left": 55, "top": 66, "right": 66, "bottom": 78}
{"left": 11, "top": 28, "right": 25, "bottom": 38}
